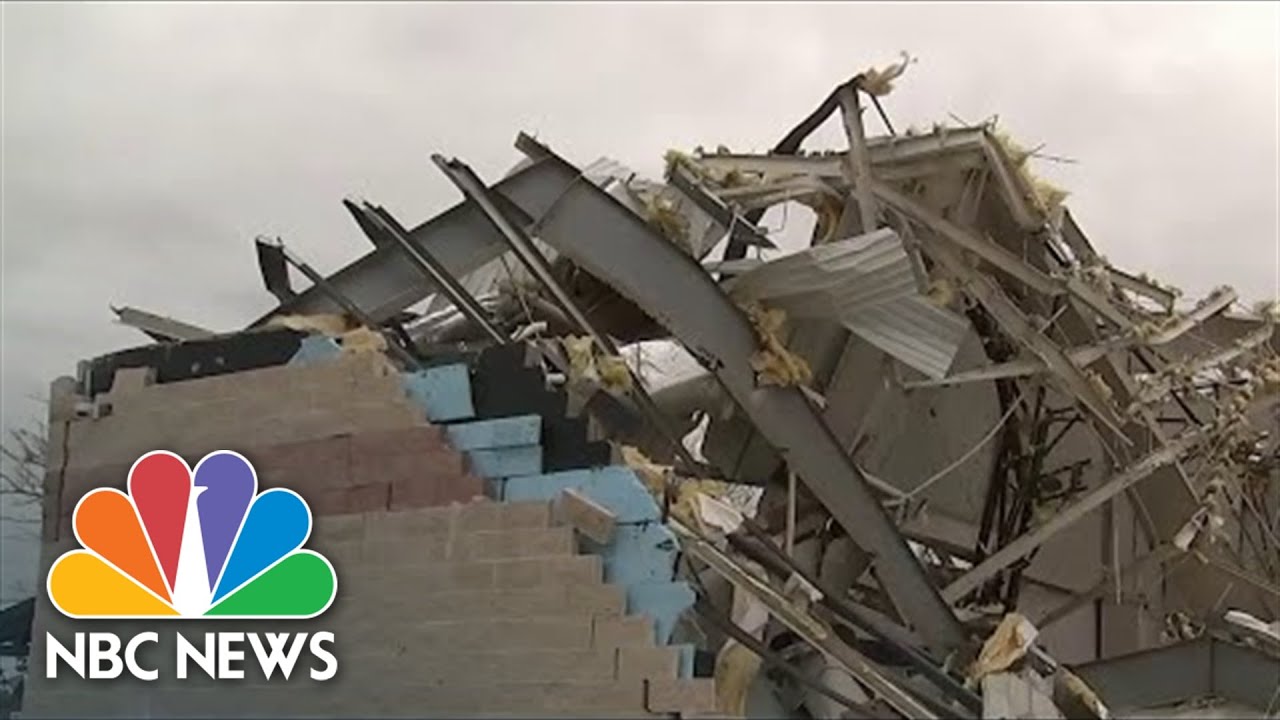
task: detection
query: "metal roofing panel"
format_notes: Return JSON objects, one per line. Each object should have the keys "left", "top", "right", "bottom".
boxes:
{"left": 728, "top": 228, "right": 969, "bottom": 379}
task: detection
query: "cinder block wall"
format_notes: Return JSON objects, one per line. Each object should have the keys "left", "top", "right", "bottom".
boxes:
{"left": 23, "top": 354, "right": 718, "bottom": 718}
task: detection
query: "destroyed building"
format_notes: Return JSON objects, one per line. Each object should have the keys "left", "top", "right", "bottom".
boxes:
{"left": 15, "top": 66, "right": 1280, "bottom": 719}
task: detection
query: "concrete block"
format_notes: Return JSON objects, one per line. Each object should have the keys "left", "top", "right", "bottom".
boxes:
{"left": 493, "top": 555, "right": 604, "bottom": 589}
{"left": 448, "top": 499, "right": 553, "bottom": 533}
{"left": 308, "top": 482, "right": 389, "bottom": 516}
{"left": 48, "top": 376, "right": 79, "bottom": 422}
{"left": 500, "top": 500, "right": 553, "bottom": 530}
{"left": 19, "top": 689, "right": 150, "bottom": 718}
{"left": 467, "top": 444, "right": 543, "bottom": 479}
{"left": 349, "top": 425, "right": 446, "bottom": 459}
{"left": 109, "top": 366, "right": 154, "bottom": 394}
{"left": 249, "top": 434, "right": 352, "bottom": 490}
{"left": 554, "top": 487, "right": 618, "bottom": 544}
{"left": 384, "top": 616, "right": 596, "bottom": 652}
{"left": 626, "top": 581, "right": 697, "bottom": 646}
{"left": 504, "top": 466, "right": 661, "bottom": 523}
{"left": 59, "top": 462, "right": 130, "bottom": 513}
{"left": 583, "top": 522, "right": 680, "bottom": 587}
{"left": 346, "top": 648, "right": 618, "bottom": 686}
{"left": 313, "top": 511, "right": 367, "bottom": 543}
{"left": 451, "top": 500, "right": 503, "bottom": 532}
{"left": 594, "top": 615, "right": 655, "bottom": 649}
{"left": 341, "top": 559, "right": 499, "bottom": 598}
{"left": 347, "top": 583, "right": 625, "bottom": 623}
{"left": 353, "top": 445, "right": 468, "bottom": 485}
{"left": 360, "top": 680, "right": 647, "bottom": 717}
{"left": 388, "top": 472, "right": 485, "bottom": 510}
{"left": 646, "top": 678, "right": 719, "bottom": 715}
{"left": 617, "top": 646, "right": 680, "bottom": 682}
{"left": 404, "top": 363, "right": 475, "bottom": 422}
{"left": 445, "top": 414, "right": 542, "bottom": 451}
{"left": 360, "top": 534, "right": 451, "bottom": 564}
{"left": 364, "top": 504, "right": 459, "bottom": 539}
{"left": 453, "top": 526, "right": 575, "bottom": 561}
{"left": 336, "top": 401, "right": 424, "bottom": 434}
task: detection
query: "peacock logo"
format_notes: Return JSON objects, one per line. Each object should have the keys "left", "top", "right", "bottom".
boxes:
{"left": 47, "top": 450, "right": 337, "bottom": 619}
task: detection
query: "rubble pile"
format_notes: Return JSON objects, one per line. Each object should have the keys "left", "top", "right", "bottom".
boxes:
{"left": 27, "top": 66, "right": 1280, "bottom": 718}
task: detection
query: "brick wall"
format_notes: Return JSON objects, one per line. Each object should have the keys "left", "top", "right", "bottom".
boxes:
{"left": 42, "top": 355, "right": 484, "bottom": 544}
{"left": 24, "top": 354, "right": 720, "bottom": 718}
{"left": 22, "top": 501, "right": 717, "bottom": 718}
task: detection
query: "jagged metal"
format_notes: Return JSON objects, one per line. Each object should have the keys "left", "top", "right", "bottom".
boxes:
{"left": 503, "top": 132, "right": 971, "bottom": 659}
{"left": 726, "top": 228, "right": 971, "bottom": 380}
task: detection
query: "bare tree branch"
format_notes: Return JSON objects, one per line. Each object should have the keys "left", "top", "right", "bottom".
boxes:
{"left": 0, "top": 422, "right": 47, "bottom": 524}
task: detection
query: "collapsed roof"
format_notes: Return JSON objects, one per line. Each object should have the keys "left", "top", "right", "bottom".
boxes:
{"left": 93, "top": 65, "right": 1279, "bottom": 718}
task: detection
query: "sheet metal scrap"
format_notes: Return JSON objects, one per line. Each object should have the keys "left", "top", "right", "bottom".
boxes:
{"left": 114, "top": 61, "right": 1273, "bottom": 719}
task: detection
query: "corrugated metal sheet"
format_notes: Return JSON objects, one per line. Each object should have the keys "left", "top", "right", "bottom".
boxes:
{"left": 727, "top": 228, "right": 970, "bottom": 379}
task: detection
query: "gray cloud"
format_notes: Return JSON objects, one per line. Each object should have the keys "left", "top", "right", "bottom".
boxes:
{"left": 1, "top": 1, "right": 1277, "bottom": 598}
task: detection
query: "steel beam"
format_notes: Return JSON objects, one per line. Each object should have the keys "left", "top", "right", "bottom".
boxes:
{"left": 837, "top": 84, "right": 880, "bottom": 233}
{"left": 354, "top": 201, "right": 506, "bottom": 343}
{"left": 430, "top": 153, "right": 703, "bottom": 474}
{"left": 507, "top": 133, "right": 970, "bottom": 658}
{"left": 692, "top": 129, "right": 988, "bottom": 182}
{"left": 942, "top": 428, "right": 1206, "bottom": 602}
{"left": 870, "top": 179, "right": 1062, "bottom": 297}
{"left": 1072, "top": 636, "right": 1280, "bottom": 712}
{"left": 674, "top": 520, "right": 943, "bottom": 719}
{"left": 250, "top": 157, "right": 587, "bottom": 327}
{"left": 272, "top": 239, "right": 421, "bottom": 369}
{"left": 666, "top": 165, "right": 776, "bottom": 251}
{"left": 110, "top": 305, "right": 216, "bottom": 343}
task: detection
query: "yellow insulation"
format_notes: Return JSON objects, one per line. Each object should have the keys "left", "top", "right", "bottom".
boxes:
{"left": 714, "top": 643, "right": 762, "bottom": 716}
{"left": 266, "top": 313, "right": 354, "bottom": 336}
{"left": 744, "top": 303, "right": 813, "bottom": 388}
{"left": 860, "top": 51, "right": 916, "bottom": 97}
{"left": 990, "top": 128, "right": 1071, "bottom": 217}
{"left": 564, "top": 336, "right": 633, "bottom": 395}
{"left": 619, "top": 445, "right": 737, "bottom": 533}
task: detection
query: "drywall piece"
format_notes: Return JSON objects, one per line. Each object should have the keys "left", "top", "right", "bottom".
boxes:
{"left": 289, "top": 335, "right": 343, "bottom": 366}
{"left": 504, "top": 467, "right": 662, "bottom": 524}
{"left": 403, "top": 363, "right": 475, "bottom": 422}
{"left": 625, "top": 581, "right": 696, "bottom": 646}
{"left": 467, "top": 445, "right": 543, "bottom": 478}
{"left": 445, "top": 414, "right": 542, "bottom": 451}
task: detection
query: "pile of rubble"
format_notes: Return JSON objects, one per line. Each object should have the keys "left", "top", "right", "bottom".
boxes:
{"left": 33, "top": 64, "right": 1280, "bottom": 718}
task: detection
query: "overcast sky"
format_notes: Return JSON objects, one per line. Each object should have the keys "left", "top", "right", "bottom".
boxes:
{"left": 1, "top": 2, "right": 1278, "bottom": 600}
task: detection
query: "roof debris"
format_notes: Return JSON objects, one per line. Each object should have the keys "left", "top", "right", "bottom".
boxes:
{"left": 41, "top": 61, "right": 1279, "bottom": 719}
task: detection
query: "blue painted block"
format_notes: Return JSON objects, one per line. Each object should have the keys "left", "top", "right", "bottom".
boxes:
{"left": 503, "top": 466, "right": 661, "bottom": 524}
{"left": 446, "top": 415, "right": 541, "bottom": 451}
{"left": 676, "top": 644, "right": 696, "bottom": 679}
{"left": 626, "top": 581, "right": 696, "bottom": 645}
{"left": 288, "top": 336, "right": 342, "bottom": 366}
{"left": 583, "top": 523, "right": 679, "bottom": 586}
{"left": 467, "top": 445, "right": 542, "bottom": 479}
{"left": 403, "top": 364, "right": 474, "bottom": 422}
{"left": 486, "top": 477, "right": 507, "bottom": 500}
